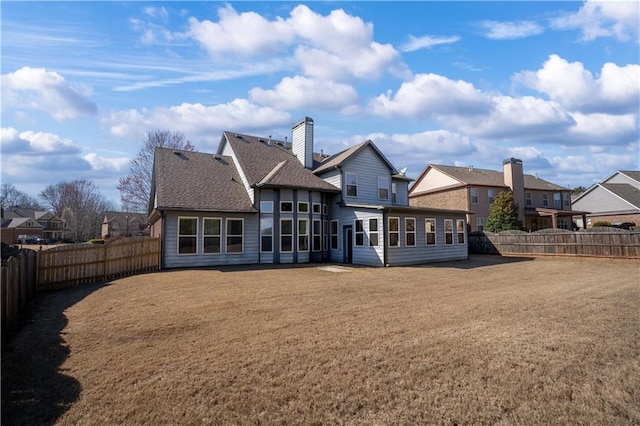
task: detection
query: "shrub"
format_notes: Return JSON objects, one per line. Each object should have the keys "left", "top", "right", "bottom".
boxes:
{"left": 592, "top": 221, "right": 612, "bottom": 227}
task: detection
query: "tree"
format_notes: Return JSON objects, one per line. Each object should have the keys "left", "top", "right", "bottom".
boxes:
{"left": 40, "top": 179, "right": 115, "bottom": 241}
{"left": 484, "top": 191, "right": 524, "bottom": 232}
{"left": 118, "top": 130, "right": 196, "bottom": 213}
{"left": 572, "top": 186, "right": 587, "bottom": 196}
{"left": 1, "top": 183, "right": 42, "bottom": 210}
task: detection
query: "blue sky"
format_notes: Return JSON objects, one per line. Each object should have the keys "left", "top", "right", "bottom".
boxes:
{"left": 2, "top": 1, "right": 639, "bottom": 206}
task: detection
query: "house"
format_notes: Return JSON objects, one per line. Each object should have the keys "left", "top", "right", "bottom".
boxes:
{"left": 409, "top": 159, "right": 587, "bottom": 232}
{"left": 0, "top": 207, "right": 66, "bottom": 244}
{"left": 571, "top": 170, "right": 640, "bottom": 228}
{"left": 148, "top": 117, "right": 469, "bottom": 268}
{"left": 101, "top": 211, "right": 150, "bottom": 238}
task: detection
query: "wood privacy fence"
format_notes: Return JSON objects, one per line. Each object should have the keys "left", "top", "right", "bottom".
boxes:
{"left": 468, "top": 228, "right": 640, "bottom": 258}
{"left": 1, "top": 251, "right": 37, "bottom": 339}
{"left": 37, "top": 237, "right": 161, "bottom": 290}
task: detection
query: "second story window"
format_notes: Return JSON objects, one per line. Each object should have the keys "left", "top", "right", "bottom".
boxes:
{"left": 346, "top": 172, "right": 358, "bottom": 197}
{"left": 564, "top": 193, "right": 570, "bottom": 208}
{"left": 378, "top": 176, "right": 390, "bottom": 200}
{"left": 280, "top": 201, "right": 293, "bottom": 213}
{"left": 488, "top": 189, "right": 496, "bottom": 204}
{"left": 553, "top": 192, "right": 561, "bottom": 209}
{"left": 542, "top": 193, "right": 549, "bottom": 207}
{"left": 298, "top": 202, "right": 309, "bottom": 213}
{"left": 392, "top": 182, "right": 398, "bottom": 203}
{"left": 260, "top": 201, "right": 274, "bottom": 213}
{"left": 525, "top": 192, "right": 532, "bottom": 207}
{"left": 470, "top": 188, "right": 479, "bottom": 204}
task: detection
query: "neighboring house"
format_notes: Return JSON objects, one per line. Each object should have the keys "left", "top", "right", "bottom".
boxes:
{"left": 571, "top": 170, "right": 640, "bottom": 228}
{"left": 149, "top": 117, "right": 469, "bottom": 268}
{"left": 409, "top": 159, "right": 587, "bottom": 232}
{"left": 0, "top": 207, "right": 66, "bottom": 244}
{"left": 101, "top": 211, "right": 150, "bottom": 238}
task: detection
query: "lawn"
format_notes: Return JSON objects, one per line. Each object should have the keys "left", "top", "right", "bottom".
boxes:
{"left": 2, "top": 256, "right": 639, "bottom": 425}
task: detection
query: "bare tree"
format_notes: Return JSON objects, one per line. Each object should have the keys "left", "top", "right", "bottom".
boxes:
{"left": 1, "top": 183, "right": 42, "bottom": 210}
{"left": 40, "top": 180, "right": 115, "bottom": 241}
{"left": 118, "top": 130, "right": 196, "bottom": 213}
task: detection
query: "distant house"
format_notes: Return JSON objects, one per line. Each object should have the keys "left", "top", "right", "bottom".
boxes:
{"left": 571, "top": 170, "right": 640, "bottom": 228}
{"left": 0, "top": 207, "right": 66, "bottom": 244}
{"left": 409, "top": 159, "right": 587, "bottom": 232}
{"left": 101, "top": 211, "right": 149, "bottom": 238}
{"left": 148, "top": 117, "right": 469, "bottom": 268}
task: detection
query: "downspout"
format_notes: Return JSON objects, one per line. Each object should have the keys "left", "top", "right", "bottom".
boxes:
{"left": 256, "top": 188, "right": 261, "bottom": 264}
{"left": 160, "top": 210, "right": 166, "bottom": 269}
{"left": 293, "top": 189, "right": 298, "bottom": 264}
{"left": 338, "top": 166, "right": 344, "bottom": 205}
{"left": 383, "top": 208, "right": 388, "bottom": 267}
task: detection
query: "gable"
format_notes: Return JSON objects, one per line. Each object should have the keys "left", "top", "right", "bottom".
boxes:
{"left": 572, "top": 184, "right": 640, "bottom": 213}
{"left": 603, "top": 170, "right": 640, "bottom": 188}
{"left": 410, "top": 166, "right": 465, "bottom": 196}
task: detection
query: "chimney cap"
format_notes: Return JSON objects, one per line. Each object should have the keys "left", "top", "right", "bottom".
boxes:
{"left": 503, "top": 157, "right": 523, "bottom": 165}
{"left": 292, "top": 116, "right": 314, "bottom": 128}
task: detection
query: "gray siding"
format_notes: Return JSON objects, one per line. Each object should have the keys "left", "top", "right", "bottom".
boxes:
{"left": 393, "top": 179, "right": 410, "bottom": 205}
{"left": 341, "top": 147, "right": 396, "bottom": 206}
{"left": 162, "top": 211, "right": 259, "bottom": 268}
{"left": 320, "top": 169, "right": 341, "bottom": 191}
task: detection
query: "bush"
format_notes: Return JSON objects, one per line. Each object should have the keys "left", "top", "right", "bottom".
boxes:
{"left": 593, "top": 221, "right": 612, "bottom": 227}
{"left": 87, "top": 239, "right": 105, "bottom": 245}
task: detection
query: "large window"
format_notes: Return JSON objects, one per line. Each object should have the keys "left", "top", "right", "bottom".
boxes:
{"left": 553, "top": 192, "right": 561, "bottom": 209}
{"left": 260, "top": 218, "right": 273, "bottom": 252}
{"left": 281, "top": 219, "right": 293, "bottom": 252}
{"left": 355, "top": 219, "right": 364, "bottom": 246}
{"left": 425, "top": 219, "right": 436, "bottom": 245}
{"left": 470, "top": 188, "right": 479, "bottom": 204}
{"left": 346, "top": 172, "right": 358, "bottom": 197}
{"left": 456, "top": 219, "right": 465, "bottom": 244}
{"left": 178, "top": 217, "right": 198, "bottom": 255}
{"left": 378, "top": 176, "right": 390, "bottom": 200}
{"left": 298, "top": 219, "right": 309, "bottom": 251}
{"left": 330, "top": 220, "right": 339, "bottom": 250}
{"left": 444, "top": 219, "right": 453, "bottom": 245}
{"left": 405, "top": 218, "right": 416, "bottom": 246}
{"left": 388, "top": 217, "right": 400, "bottom": 247}
{"left": 369, "top": 218, "right": 379, "bottom": 247}
{"left": 203, "top": 218, "right": 221, "bottom": 254}
{"left": 488, "top": 189, "right": 496, "bottom": 204}
{"left": 226, "top": 219, "right": 243, "bottom": 253}
{"left": 313, "top": 219, "right": 321, "bottom": 251}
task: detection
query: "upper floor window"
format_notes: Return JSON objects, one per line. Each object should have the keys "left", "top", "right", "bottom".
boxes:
{"left": 378, "top": 176, "right": 390, "bottom": 200}
{"left": 346, "top": 172, "right": 358, "bottom": 197}
{"left": 392, "top": 182, "right": 398, "bottom": 203}
{"left": 369, "top": 218, "right": 379, "bottom": 247}
{"left": 470, "top": 188, "right": 479, "bottom": 204}
{"left": 280, "top": 201, "right": 293, "bottom": 213}
{"left": 203, "top": 218, "right": 221, "bottom": 254}
{"left": 553, "top": 192, "right": 561, "bottom": 209}
{"left": 525, "top": 192, "right": 532, "bottom": 207}
{"left": 178, "top": 217, "right": 198, "bottom": 255}
{"left": 260, "top": 201, "right": 273, "bottom": 213}
{"left": 226, "top": 219, "right": 243, "bottom": 254}
{"left": 542, "top": 193, "right": 549, "bottom": 207}
{"left": 312, "top": 203, "right": 321, "bottom": 214}
{"left": 425, "top": 219, "right": 436, "bottom": 245}
{"left": 298, "top": 202, "right": 309, "bottom": 213}
{"left": 563, "top": 194, "right": 570, "bottom": 208}
{"left": 405, "top": 218, "right": 416, "bottom": 247}
{"left": 488, "top": 189, "right": 496, "bottom": 204}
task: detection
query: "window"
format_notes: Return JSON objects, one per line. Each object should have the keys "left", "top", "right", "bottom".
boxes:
{"left": 280, "top": 201, "right": 293, "bottom": 212}
{"left": 203, "top": 218, "right": 221, "bottom": 254}
{"left": 346, "top": 172, "right": 358, "bottom": 197}
{"left": 444, "top": 219, "right": 453, "bottom": 245}
{"left": 389, "top": 217, "right": 400, "bottom": 247}
{"left": 355, "top": 219, "right": 364, "bottom": 246}
{"left": 313, "top": 219, "right": 321, "bottom": 251}
{"left": 323, "top": 220, "right": 328, "bottom": 251}
{"left": 476, "top": 217, "right": 486, "bottom": 232}
{"left": 369, "top": 218, "right": 379, "bottom": 247}
{"left": 470, "top": 188, "right": 479, "bottom": 204}
{"left": 488, "top": 189, "right": 496, "bottom": 204}
{"left": 281, "top": 219, "right": 293, "bottom": 252}
{"left": 330, "top": 220, "right": 339, "bottom": 250}
{"left": 313, "top": 203, "right": 321, "bottom": 214}
{"left": 542, "top": 194, "right": 549, "bottom": 207}
{"left": 405, "top": 218, "right": 416, "bottom": 246}
{"left": 392, "top": 182, "right": 398, "bottom": 203}
{"left": 178, "top": 217, "right": 198, "bottom": 255}
{"left": 553, "top": 192, "right": 561, "bottom": 209}
{"left": 298, "top": 219, "right": 309, "bottom": 251}
{"left": 226, "top": 219, "right": 243, "bottom": 253}
{"left": 378, "top": 176, "right": 390, "bottom": 200}
{"left": 457, "top": 219, "right": 465, "bottom": 244}
{"left": 260, "top": 201, "right": 273, "bottom": 213}
{"left": 425, "top": 219, "right": 436, "bottom": 245}
{"left": 298, "top": 202, "right": 309, "bottom": 213}
{"left": 563, "top": 194, "right": 570, "bottom": 208}
{"left": 260, "top": 218, "right": 273, "bottom": 252}
{"left": 525, "top": 192, "right": 532, "bottom": 207}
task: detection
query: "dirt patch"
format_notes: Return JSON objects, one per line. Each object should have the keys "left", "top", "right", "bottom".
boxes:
{"left": 2, "top": 255, "right": 639, "bottom": 425}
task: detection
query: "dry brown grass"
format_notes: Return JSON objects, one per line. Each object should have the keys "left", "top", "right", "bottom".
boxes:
{"left": 2, "top": 256, "right": 639, "bottom": 425}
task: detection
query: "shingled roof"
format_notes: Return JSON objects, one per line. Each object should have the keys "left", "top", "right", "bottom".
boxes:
{"left": 431, "top": 164, "right": 568, "bottom": 191}
{"left": 220, "top": 132, "right": 340, "bottom": 192}
{"left": 152, "top": 148, "right": 256, "bottom": 212}
{"left": 601, "top": 183, "right": 640, "bottom": 208}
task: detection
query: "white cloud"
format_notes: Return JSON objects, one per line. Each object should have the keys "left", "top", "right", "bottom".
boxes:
{"left": 1, "top": 127, "right": 81, "bottom": 155}
{"left": 249, "top": 76, "right": 358, "bottom": 111}
{"left": 143, "top": 6, "right": 169, "bottom": 20}
{"left": 1, "top": 67, "right": 98, "bottom": 121}
{"left": 480, "top": 20, "right": 544, "bottom": 39}
{"left": 83, "top": 153, "right": 130, "bottom": 172}
{"left": 550, "top": 0, "right": 640, "bottom": 42}
{"left": 515, "top": 54, "right": 640, "bottom": 114}
{"left": 567, "top": 112, "right": 638, "bottom": 144}
{"left": 400, "top": 35, "right": 461, "bottom": 52}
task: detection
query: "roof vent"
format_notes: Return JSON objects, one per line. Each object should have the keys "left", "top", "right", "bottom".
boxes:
{"left": 174, "top": 151, "right": 181, "bottom": 155}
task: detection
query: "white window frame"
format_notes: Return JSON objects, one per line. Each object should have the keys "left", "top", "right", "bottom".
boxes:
{"left": 369, "top": 218, "right": 379, "bottom": 247}
{"left": 444, "top": 219, "right": 454, "bottom": 245}
{"left": 203, "top": 217, "right": 221, "bottom": 255}
{"left": 226, "top": 218, "right": 244, "bottom": 254}
{"left": 405, "top": 217, "right": 416, "bottom": 247}
{"left": 553, "top": 192, "right": 561, "bottom": 209}
{"left": 312, "top": 203, "right": 321, "bottom": 214}
{"left": 378, "top": 176, "right": 390, "bottom": 200}
{"left": 260, "top": 217, "right": 273, "bottom": 253}
{"left": 388, "top": 217, "right": 400, "bottom": 248}
{"left": 260, "top": 201, "right": 274, "bottom": 213}
{"left": 354, "top": 219, "right": 364, "bottom": 247}
{"left": 330, "top": 220, "right": 339, "bottom": 250}
{"left": 298, "top": 219, "right": 309, "bottom": 252}
{"left": 470, "top": 188, "right": 479, "bottom": 204}
{"left": 488, "top": 189, "right": 496, "bottom": 205}
{"left": 542, "top": 193, "right": 549, "bottom": 207}
{"left": 298, "top": 202, "right": 309, "bottom": 213}
{"left": 456, "top": 219, "right": 465, "bottom": 244}
{"left": 425, "top": 218, "right": 436, "bottom": 246}
{"left": 281, "top": 218, "right": 293, "bottom": 252}
{"left": 312, "top": 219, "right": 322, "bottom": 252}
{"left": 346, "top": 172, "right": 358, "bottom": 197}
{"left": 280, "top": 201, "right": 293, "bottom": 212}
{"left": 177, "top": 216, "right": 198, "bottom": 255}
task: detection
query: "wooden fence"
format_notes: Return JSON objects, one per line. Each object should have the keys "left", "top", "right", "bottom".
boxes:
{"left": 468, "top": 228, "right": 640, "bottom": 258}
{"left": 1, "top": 251, "right": 37, "bottom": 339}
{"left": 37, "top": 237, "right": 161, "bottom": 290}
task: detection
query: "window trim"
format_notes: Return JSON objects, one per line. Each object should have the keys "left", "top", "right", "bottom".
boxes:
{"left": 330, "top": 220, "right": 339, "bottom": 250}
{"left": 405, "top": 217, "right": 416, "bottom": 247}
{"left": 345, "top": 172, "right": 358, "bottom": 198}
{"left": 456, "top": 219, "right": 465, "bottom": 245}
{"left": 298, "top": 202, "right": 309, "bottom": 213}
{"left": 444, "top": 219, "right": 454, "bottom": 245}
{"left": 425, "top": 218, "right": 436, "bottom": 246}
{"left": 260, "top": 217, "right": 273, "bottom": 253}
{"left": 488, "top": 189, "right": 496, "bottom": 205}
{"left": 388, "top": 217, "right": 400, "bottom": 248}
{"left": 203, "top": 217, "right": 222, "bottom": 255}
{"left": 312, "top": 203, "right": 321, "bottom": 214}
{"left": 177, "top": 216, "right": 198, "bottom": 256}
{"left": 470, "top": 187, "right": 479, "bottom": 204}
{"left": 280, "top": 201, "right": 293, "bottom": 213}
{"left": 280, "top": 218, "right": 293, "bottom": 253}
{"left": 225, "top": 218, "right": 244, "bottom": 254}
{"left": 542, "top": 193, "right": 549, "bottom": 207}
{"left": 260, "top": 201, "right": 274, "bottom": 213}
{"left": 369, "top": 218, "right": 379, "bottom": 247}
{"left": 312, "top": 219, "right": 322, "bottom": 252}
{"left": 378, "top": 176, "right": 390, "bottom": 200}
{"left": 525, "top": 192, "right": 532, "bottom": 207}
{"left": 354, "top": 219, "right": 364, "bottom": 247}
{"left": 298, "top": 218, "right": 309, "bottom": 252}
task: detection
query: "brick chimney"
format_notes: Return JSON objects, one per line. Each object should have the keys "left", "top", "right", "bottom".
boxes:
{"left": 292, "top": 117, "right": 314, "bottom": 169}
{"left": 503, "top": 158, "right": 525, "bottom": 221}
